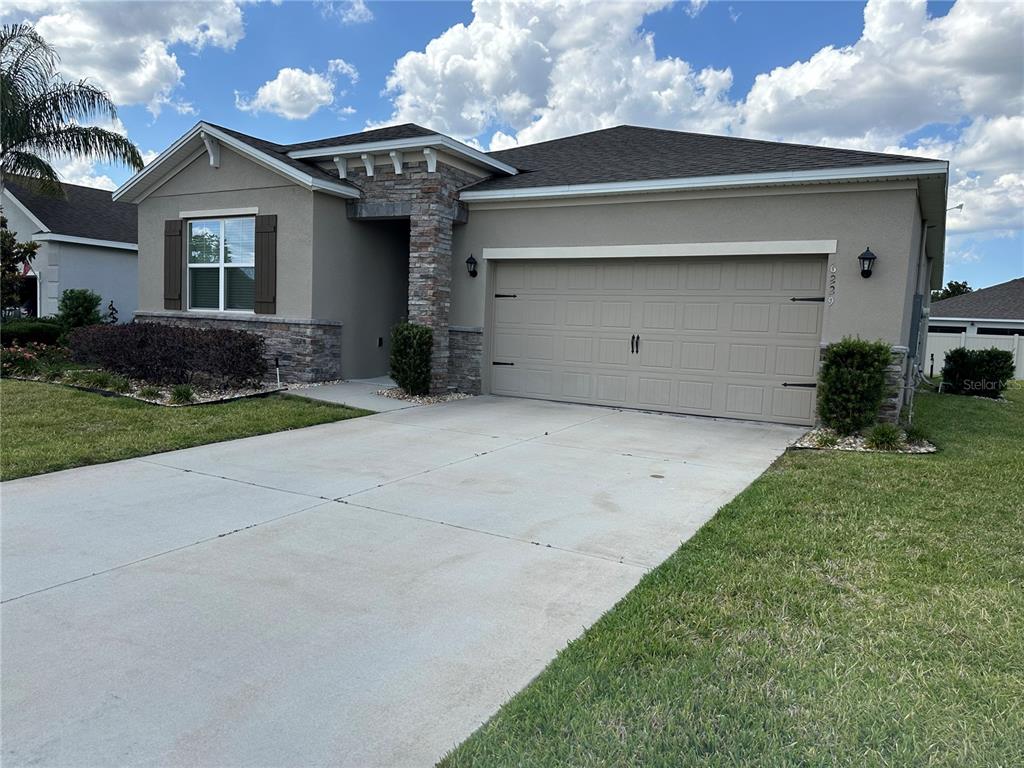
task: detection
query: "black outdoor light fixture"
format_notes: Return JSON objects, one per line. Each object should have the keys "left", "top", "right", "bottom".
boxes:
{"left": 858, "top": 247, "right": 877, "bottom": 278}
{"left": 466, "top": 253, "right": 478, "bottom": 278}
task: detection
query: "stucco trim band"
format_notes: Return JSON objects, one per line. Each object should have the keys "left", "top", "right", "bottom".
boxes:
{"left": 482, "top": 240, "right": 839, "bottom": 261}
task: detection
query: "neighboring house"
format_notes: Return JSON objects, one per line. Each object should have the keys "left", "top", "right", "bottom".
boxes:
{"left": 114, "top": 122, "right": 949, "bottom": 426}
{"left": 927, "top": 278, "right": 1024, "bottom": 379}
{"left": 2, "top": 178, "right": 138, "bottom": 319}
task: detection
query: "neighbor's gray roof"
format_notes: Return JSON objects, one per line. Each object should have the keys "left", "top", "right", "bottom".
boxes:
{"left": 931, "top": 278, "right": 1024, "bottom": 320}
{"left": 4, "top": 176, "right": 137, "bottom": 243}
{"left": 469, "top": 125, "right": 941, "bottom": 192}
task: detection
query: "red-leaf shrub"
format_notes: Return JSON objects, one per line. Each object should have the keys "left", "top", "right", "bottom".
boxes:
{"left": 69, "top": 323, "right": 266, "bottom": 388}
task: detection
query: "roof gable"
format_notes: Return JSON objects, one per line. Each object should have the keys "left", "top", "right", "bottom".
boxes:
{"left": 931, "top": 278, "right": 1024, "bottom": 320}
{"left": 4, "top": 177, "right": 137, "bottom": 243}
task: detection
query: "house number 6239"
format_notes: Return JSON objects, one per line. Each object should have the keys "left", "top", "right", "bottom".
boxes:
{"left": 827, "top": 264, "right": 837, "bottom": 305}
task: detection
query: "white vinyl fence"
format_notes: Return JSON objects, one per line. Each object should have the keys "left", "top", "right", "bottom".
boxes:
{"left": 925, "top": 331, "right": 1024, "bottom": 379}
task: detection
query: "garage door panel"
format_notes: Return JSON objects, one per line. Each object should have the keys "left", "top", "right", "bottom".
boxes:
{"left": 728, "top": 344, "right": 769, "bottom": 374}
{"left": 734, "top": 261, "right": 775, "bottom": 290}
{"left": 565, "top": 300, "right": 595, "bottom": 326}
{"left": 563, "top": 336, "right": 593, "bottom": 363}
{"left": 778, "top": 304, "right": 822, "bottom": 335}
{"left": 600, "top": 302, "right": 632, "bottom": 328}
{"left": 682, "top": 303, "right": 720, "bottom": 330}
{"left": 680, "top": 341, "right": 717, "bottom": 371}
{"left": 731, "top": 303, "right": 772, "bottom": 333}
{"left": 490, "top": 256, "right": 823, "bottom": 425}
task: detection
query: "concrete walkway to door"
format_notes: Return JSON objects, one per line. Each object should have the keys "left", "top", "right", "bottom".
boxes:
{"left": 1, "top": 397, "right": 804, "bottom": 767}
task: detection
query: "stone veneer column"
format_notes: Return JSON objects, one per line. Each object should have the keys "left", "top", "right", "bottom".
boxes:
{"left": 408, "top": 202, "right": 454, "bottom": 393}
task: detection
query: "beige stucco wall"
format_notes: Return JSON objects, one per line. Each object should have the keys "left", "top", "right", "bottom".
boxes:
{"left": 311, "top": 194, "right": 408, "bottom": 378}
{"left": 452, "top": 182, "right": 923, "bottom": 349}
{"left": 137, "top": 147, "right": 315, "bottom": 317}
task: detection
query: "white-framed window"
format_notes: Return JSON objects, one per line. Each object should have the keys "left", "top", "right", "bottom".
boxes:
{"left": 187, "top": 217, "right": 256, "bottom": 312}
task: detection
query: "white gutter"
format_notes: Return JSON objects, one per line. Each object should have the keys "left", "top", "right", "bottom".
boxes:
{"left": 288, "top": 135, "right": 519, "bottom": 176}
{"left": 114, "top": 122, "right": 361, "bottom": 202}
{"left": 33, "top": 233, "right": 138, "bottom": 251}
{"left": 460, "top": 161, "right": 950, "bottom": 202}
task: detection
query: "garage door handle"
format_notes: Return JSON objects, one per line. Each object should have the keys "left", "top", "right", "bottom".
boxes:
{"left": 494, "top": 293, "right": 518, "bottom": 298}
{"left": 492, "top": 361, "right": 514, "bottom": 366}
{"left": 782, "top": 382, "right": 817, "bottom": 388}
{"left": 630, "top": 334, "right": 637, "bottom": 354}
{"left": 635, "top": 334, "right": 640, "bottom": 354}
{"left": 789, "top": 297, "right": 826, "bottom": 302}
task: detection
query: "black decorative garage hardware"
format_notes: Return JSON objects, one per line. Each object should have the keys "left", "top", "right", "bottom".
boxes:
{"left": 781, "top": 382, "right": 817, "bottom": 388}
{"left": 789, "top": 296, "right": 826, "bottom": 302}
{"left": 492, "top": 361, "right": 515, "bottom": 366}
{"left": 494, "top": 293, "right": 518, "bottom": 298}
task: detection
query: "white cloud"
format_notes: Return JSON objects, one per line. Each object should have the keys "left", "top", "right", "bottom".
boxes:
{"left": 53, "top": 156, "right": 117, "bottom": 190}
{"left": 374, "top": 0, "right": 732, "bottom": 145}
{"left": 2, "top": 0, "right": 246, "bottom": 115}
{"left": 685, "top": 0, "right": 708, "bottom": 18}
{"left": 235, "top": 59, "right": 359, "bottom": 119}
{"left": 317, "top": 0, "right": 373, "bottom": 25}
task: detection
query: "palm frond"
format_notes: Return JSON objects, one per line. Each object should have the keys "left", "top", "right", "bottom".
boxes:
{"left": 0, "top": 24, "right": 57, "bottom": 100}
{"left": 25, "top": 126, "right": 143, "bottom": 171}
{"left": 1, "top": 150, "right": 64, "bottom": 198}
{"left": 25, "top": 81, "right": 118, "bottom": 134}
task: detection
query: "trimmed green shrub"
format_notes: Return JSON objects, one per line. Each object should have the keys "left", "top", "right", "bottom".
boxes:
{"left": 390, "top": 322, "right": 433, "bottom": 396}
{"left": 69, "top": 323, "right": 266, "bottom": 388}
{"left": 170, "top": 384, "right": 195, "bottom": 404}
{"left": 0, "top": 317, "right": 62, "bottom": 346}
{"left": 865, "top": 422, "right": 904, "bottom": 451}
{"left": 941, "top": 347, "right": 1015, "bottom": 398}
{"left": 57, "top": 288, "right": 103, "bottom": 329}
{"left": 817, "top": 338, "right": 893, "bottom": 435}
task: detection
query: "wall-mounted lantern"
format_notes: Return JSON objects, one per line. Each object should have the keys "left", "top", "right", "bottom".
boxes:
{"left": 466, "top": 253, "right": 478, "bottom": 278}
{"left": 858, "top": 247, "right": 877, "bottom": 278}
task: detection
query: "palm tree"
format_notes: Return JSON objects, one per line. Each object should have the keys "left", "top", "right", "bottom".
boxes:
{"left": 0, "top": 23, "right": 143, "bottom": 197}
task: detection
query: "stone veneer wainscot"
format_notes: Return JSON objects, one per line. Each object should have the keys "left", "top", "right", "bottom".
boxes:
{"left": 134, "top": 311, "right": 343, "bottom": 384}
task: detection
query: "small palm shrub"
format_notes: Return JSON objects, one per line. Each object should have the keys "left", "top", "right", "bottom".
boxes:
{"left": 865, "top": 423, "right": 904, "bottom": 451}
{"left": 170, "top": 384, "right": 195, "bottom": 404}
{"left": 817, "top": 338, "right": 893, "bottom": 435}
{"left": 390, "top": 322, "right": 433, "bottom": 395}
{"left": 941, "top": 347, "right": 1015, "bottom": 398}
{"left": 814, "top": 430, "right": 839, "bottom": 448}
{"left": 137, "top": 385, "right": 162, "bottom": 400}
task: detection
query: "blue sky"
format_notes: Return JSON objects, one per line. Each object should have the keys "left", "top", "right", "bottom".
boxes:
{"left": 6, "top": 0, "right": 1022, "bottom": 289}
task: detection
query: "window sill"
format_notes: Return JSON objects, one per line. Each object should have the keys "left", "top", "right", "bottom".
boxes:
{"left": 134, "top": 310, "right": 344, "bottom": 327}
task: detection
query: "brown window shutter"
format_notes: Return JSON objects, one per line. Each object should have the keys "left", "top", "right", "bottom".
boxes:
{"left": 163, "top": 219, "right": 183, "bottom": 310}
{"left": 254, "top": 214, "right": 277, "bottom": 315}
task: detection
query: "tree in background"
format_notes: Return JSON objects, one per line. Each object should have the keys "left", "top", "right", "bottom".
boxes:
{"left": 0, "top": 23, "right": 142, "bottom": 197}
{"left": 931, "top": 280, "right": 972, "bottom": 303}
{"left": 1, "top": 215, "right": 38, "bottom": 310}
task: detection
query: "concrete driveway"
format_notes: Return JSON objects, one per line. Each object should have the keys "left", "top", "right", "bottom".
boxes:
{"left": 1, "top": 396, "right": 803, "bottom": 767}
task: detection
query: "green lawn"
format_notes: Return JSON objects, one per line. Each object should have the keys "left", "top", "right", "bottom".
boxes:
{"left": 0, "top": 379, "right": 368, "bottom": 480}
{"left": 441, "top": 388, "right": 1024, "bottom": 767}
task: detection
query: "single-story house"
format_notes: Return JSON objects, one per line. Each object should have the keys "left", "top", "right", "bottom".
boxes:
{"left": 2, "top": 178, "right": 138, "bottom": 319}
{"left": 927, "top": 277, "right": 1024, "bottom": 378}
{"left": 114, "top": 122, "right": 949, "bottom": 426}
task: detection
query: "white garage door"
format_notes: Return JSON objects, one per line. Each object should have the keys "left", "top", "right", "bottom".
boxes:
{"left": 489, "top": 256, "right": 825, "bottom": 425}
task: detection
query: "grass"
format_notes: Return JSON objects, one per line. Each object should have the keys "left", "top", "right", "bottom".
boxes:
{"left": 441, "top": 387, "right": 1024, "bottom": 767}
{"left": 0, "top": 379, "right": 369, "bottom": 481}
